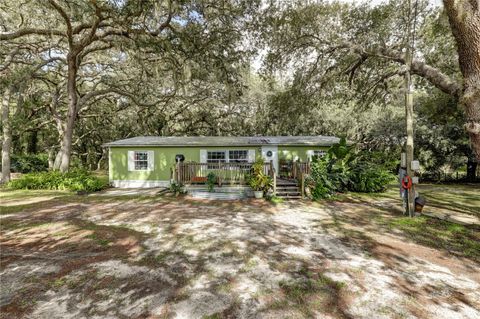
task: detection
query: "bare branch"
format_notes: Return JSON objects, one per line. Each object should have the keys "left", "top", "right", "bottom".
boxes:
{"left": 47, "top": 0, "right": 73, "bottom": 46}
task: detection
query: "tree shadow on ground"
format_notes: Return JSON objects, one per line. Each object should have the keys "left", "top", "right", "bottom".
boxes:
{"left": 1, "top": 195, "right": 356, "bottom": 318}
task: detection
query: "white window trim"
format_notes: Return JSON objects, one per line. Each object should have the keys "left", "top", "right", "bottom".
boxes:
{"left": 128, "top": 150, "right": 154, "bottom": 171}
{"left": 204, "top": 149, "right": 251, "bottom": 164}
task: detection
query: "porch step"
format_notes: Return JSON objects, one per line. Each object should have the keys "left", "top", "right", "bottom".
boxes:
{"left": 276, "top": 181, "right": 298, "bottom": 186}
{"left": 275, "top": 178, "right": 302, "bottom": 199}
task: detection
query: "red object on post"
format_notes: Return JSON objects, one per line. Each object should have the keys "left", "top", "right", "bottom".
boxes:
{"left": 401, "top": 176, "right": 413, "bottom": 190}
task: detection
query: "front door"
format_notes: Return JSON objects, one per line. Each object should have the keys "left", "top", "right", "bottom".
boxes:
{"left": 261, "top": 146, "right": 279, "bottom": 174}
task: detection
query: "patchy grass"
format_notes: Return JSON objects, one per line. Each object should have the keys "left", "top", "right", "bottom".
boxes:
{"left": 0, "top": 189, "right": 73, "bottom": 215}
{"left": 343, "top": 183, "right": 480, "bottom": 217}
{"left": 0, "top": 188, "right": 72, "bottom": 201}
{"left": 268, "top": 266, "right": 349, "bottom": 318}
{"left": 86, "top": 233, "right": 111, "bottom": 246}
{"left": 1, "top": 187, "right": 479, "bottom": 318}
{"left": 380, "top": 215, "right": 480, "bottom": 260}
{"left": 415, "top": 184, "right": 480, "bottom": 216}
{"left": 268, "top": 196, "right": 284, "bottom": 204}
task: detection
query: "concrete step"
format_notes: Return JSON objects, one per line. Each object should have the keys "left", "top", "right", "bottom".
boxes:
{"left": 188, "top": 191, "right": 247, "bottom": 200}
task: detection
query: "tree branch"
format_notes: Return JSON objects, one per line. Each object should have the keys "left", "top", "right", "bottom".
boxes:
{"left": 47, "top": 0, "right": 73, "bottom": 47}
{"left": 0, "top": 28, "right": 64, "bottom": 40}
{"left": 339, "top": 43, "right": 462, "bottom": 98}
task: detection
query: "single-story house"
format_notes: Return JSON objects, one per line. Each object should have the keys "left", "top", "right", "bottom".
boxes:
{"left": 103, "top": 136, "right": 340, "bottom": 188}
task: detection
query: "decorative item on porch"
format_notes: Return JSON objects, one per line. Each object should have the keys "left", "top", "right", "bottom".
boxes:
{"left": 247, "top": 159, "right": 273, "bottom": 199}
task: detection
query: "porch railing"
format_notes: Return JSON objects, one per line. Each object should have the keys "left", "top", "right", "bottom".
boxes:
{"left": 173, "top": 162, "right": 274, "bottom": 185}
{"left": 292, "top": 162, "right": 310, "bottom": 180}
{"left": 292, "top": 162, "right": 311, "bottom": 199}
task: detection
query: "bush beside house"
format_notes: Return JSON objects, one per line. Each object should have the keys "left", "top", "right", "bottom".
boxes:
{"left": 8, "top": 170, "right": 109, "bottom": 192}
{"left": 307, "top": 138, "right": 395, "bottom": 200}
{"left": 11, "top": 154, "right": 49, "bottom": 173}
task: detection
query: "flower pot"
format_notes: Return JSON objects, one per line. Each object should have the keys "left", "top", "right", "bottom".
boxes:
{"left": 254, "top": 191, "right": 263, "bottom": 199}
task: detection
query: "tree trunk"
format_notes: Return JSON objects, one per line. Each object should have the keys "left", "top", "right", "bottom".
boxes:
{"left": 444, "top": 0, "right": 480, "bottom": 161}
{"left": 48, "top": 148, "right": 56, "bottom": 169}
{"left": 97, "top": 149, "right": 106, "bottom": 171}
{"left": 1, "top": 87, "right": 12, "bottom": 183}
{"left": 53, "top": 54, "right": 78, "bottom": 172}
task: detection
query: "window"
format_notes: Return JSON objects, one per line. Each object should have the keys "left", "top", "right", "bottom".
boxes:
{"left": 134, "top": 151, "right": 149, "bottom": 170}
{"left": 313, "top": 150, "right": 327, "bottom": 159}
{"left": 206, "top": 150, "right": 248, "bottom": 168}
{"left": 228, "top": 150, "right": 248, "bottom": 163}
{"left": 207, "top": 151, "right": 226, "bottom": 168}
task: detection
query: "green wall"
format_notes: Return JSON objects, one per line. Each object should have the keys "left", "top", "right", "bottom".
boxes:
{"left": 109, "top": 145, "right": 329, "bottom": 181}
{"left": 278, "top": 146, "right": 328, "bottom": 162}
{"left": 110, "top": 146, "right": 261, "bottom": 181}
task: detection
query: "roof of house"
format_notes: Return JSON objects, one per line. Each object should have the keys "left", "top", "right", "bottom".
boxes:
{"left": 103, "top": 136, "right": 340, "bottom": 147}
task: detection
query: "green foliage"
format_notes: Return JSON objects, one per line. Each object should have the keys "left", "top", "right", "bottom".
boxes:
{"left": 169, "top": 181, "right": 185, "bottom": 196}
{"left": 11, "top": 154, "right": 49, "bottom": 173}
{"left": 308, "top": 138, "right": 395, "bottom": 200}
{"left": 308, "top": 159, "right": 335, "bottom": 199}
{"left": 207, "top": 172, "right": 216, "bottom": 192}
{"left": 348, "top": 161, "right": 395, "bottom": 193}
{"left": 8, "top": 170, "right": 108, "bottom": 192}
{"left": 247, "top": 159, "right": 273, "bottom": 193}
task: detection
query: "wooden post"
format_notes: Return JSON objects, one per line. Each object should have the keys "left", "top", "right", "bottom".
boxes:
{"left": 404, "top": 0, "right": 415, "bottom": 217}
{"left": 271, "top": 160, "right": 276, "bottom": 196}
{"left": 273, "top": 173, "right": 277, "bottom": 196}
{"left": 301, "top": 173, "right": 305, "bottom": 199}
{"left": 219, "top": 162, "right": 222, "bottom": 187}
{"left": 176, "top": 162, "right": 180, "bottom": 184}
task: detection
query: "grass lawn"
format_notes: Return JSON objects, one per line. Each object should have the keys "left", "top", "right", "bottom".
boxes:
{"left": 343, "top": 183, "right": 480, "bottom": 217}
{"left": 0, "top": 184, "right": 479, "bottom": 318}
{"left": 330, "top": 183, "right": 480, "bottom": 261}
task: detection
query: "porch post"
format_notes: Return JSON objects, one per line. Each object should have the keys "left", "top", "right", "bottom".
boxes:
{"left": 176, "top": 162, "right": 180, "bottom": 183}
{"left": 301, "top": 173, "right": 305, "bottom": 199}
{"left": 270, "top": 160, "right": 276, "bottom": 196}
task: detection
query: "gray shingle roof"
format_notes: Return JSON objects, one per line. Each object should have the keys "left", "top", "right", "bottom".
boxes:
{"left": 103, "top": 136, "right": 340, "bottom": 147}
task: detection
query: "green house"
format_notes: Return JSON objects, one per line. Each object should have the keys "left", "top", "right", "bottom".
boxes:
{"left": 103, "top": 136, "right": 339, "bottom": 188}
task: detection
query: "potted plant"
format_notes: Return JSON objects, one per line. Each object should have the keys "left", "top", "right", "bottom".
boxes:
{"left": 248, "top": 159, "right": 273, "bottom": 199}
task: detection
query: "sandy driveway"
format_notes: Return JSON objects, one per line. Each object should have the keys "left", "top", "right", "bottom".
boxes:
{"left": 1, "top": 194, "right": 479, "bottom": 319}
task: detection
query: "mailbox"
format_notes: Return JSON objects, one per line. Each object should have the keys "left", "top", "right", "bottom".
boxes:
{"left": 411, "top": 160, "right": 420, "bottom": 171}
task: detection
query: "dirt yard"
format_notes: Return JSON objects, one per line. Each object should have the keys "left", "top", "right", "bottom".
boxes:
{"left": 1, "top": 186, "right": 479, "bottom": 319}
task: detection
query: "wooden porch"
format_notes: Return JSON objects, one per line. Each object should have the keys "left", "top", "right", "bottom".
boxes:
{"left": 172, "top": 161, "right": 311, "bottom": 198}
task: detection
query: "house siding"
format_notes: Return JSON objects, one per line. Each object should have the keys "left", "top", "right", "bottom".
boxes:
{"left": 278, "top": 146, "right": 329, "bottom": 162}
{"left": 109, "top": 145, "right": 330, "bottom": 186}
{"left": 109, "top": 146, "right": 262, "bottom": 182}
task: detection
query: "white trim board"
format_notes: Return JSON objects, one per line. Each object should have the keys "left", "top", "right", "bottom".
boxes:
{"left": 110, "top": 180, "right": 170, "bottom": 188}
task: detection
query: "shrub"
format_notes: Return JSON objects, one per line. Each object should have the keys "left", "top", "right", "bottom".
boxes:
{"left": 169, "top": 181, "right": 185, "bottom": 196}
{"left": 247, "top": 158, "right": 273, "bottom": 193}
{"left": 348, "top": 162, "right": 395, "bottom": 193}
{"left": 308, "top": 159, "right": 336, "bottom": 199}
{"left": 11, "top": 154, "right": 49, "bottom": 173}
{"left": 207, "top": 172, "right": 216, "bottom": 192}
{"left": 307, "top": 138, "right": 395, "bottom": 200}
{"left": 8, "top": 169, "right": 108, "bottom": 192}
